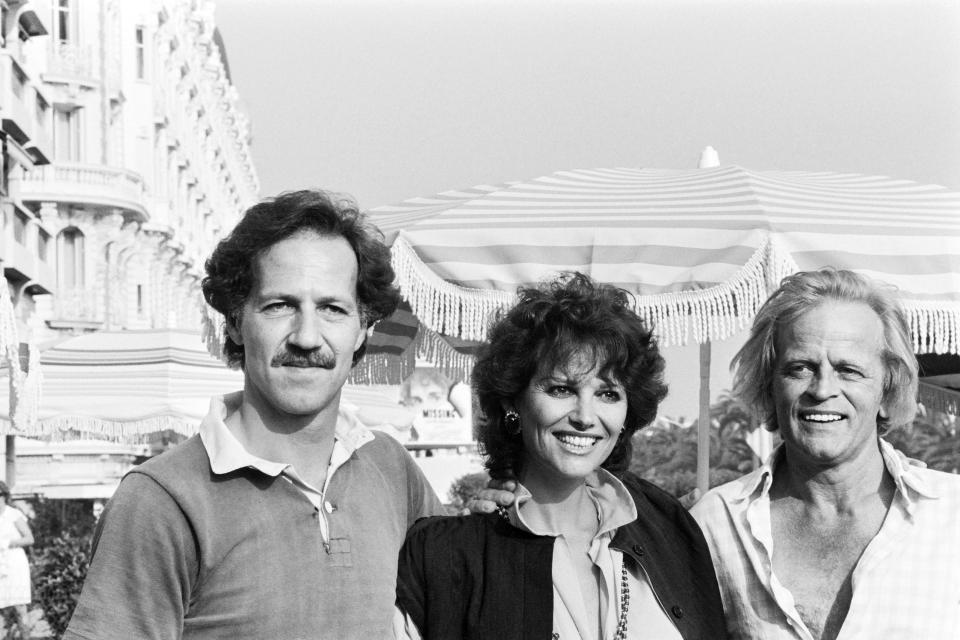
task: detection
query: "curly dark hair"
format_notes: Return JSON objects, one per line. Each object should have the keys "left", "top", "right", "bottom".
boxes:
{"left": 472, "top": 272, "right": 668, "bottom": 481}
{"left": 202, "top": 189, "right": 400, "bottom": 368}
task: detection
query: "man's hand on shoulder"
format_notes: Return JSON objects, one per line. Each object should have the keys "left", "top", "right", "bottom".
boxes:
{"left": 678, "top": 487, "right": 702, "bottom": 510}
{"left": 465, "top": 478, "right": 517, "bottom": 514}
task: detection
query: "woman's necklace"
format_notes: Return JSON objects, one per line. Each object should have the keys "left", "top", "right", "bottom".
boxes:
{"left": 613, "top": 559, "right": 630, "bottom": 639}
{"left": 497, "top": 506, "right": 631, "bottom": 639}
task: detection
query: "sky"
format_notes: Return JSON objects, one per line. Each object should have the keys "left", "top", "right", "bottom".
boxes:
{"left": 213, "top": 0, "right": 960, "bottom": 418}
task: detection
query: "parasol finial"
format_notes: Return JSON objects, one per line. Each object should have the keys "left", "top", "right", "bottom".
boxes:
{"left": 698, "top": 146, "right": 720, "bottom": 168}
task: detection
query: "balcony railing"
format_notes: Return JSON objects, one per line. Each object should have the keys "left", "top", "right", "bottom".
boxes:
{"left": 14, "top": 162, "right": 148, "bottom": 220}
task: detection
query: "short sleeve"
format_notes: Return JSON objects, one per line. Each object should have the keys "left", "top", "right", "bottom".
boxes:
{"left": 63, "top": 472, "right": 198, "bottom": 640}
{"left": 401, "top": 445, "right": 446, "bottom": 524}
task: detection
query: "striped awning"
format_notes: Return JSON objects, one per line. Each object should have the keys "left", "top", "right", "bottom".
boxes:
{"left": 369, "top": 165, "right": 960, "bottom": 354}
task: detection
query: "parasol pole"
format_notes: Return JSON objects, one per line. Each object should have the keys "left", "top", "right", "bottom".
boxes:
{"left": 695, "top": 147, "right": 720, "bottom": 497}
{"left": 697, "top": 343, "right": 711, "bottom": 495}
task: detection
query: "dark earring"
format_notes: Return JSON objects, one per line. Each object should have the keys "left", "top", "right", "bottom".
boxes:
{"left": 504, "top": 410, "right": 521, "bottom": 435}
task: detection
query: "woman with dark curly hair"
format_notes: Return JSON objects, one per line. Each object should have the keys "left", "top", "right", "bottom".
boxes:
{"left": 395, "top": 272, "right": 727, "bottom": 640}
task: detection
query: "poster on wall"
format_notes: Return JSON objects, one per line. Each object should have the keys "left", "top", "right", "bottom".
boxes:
{"left": 398, "top": 367, "right": 473, "bottom": 444}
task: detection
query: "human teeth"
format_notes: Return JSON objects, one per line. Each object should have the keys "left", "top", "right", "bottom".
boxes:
{"left": 556, "top": 434, "right": 598, "bottom": 448}
{"left": 803, "top": 414, "right": 842, "bottom": 423}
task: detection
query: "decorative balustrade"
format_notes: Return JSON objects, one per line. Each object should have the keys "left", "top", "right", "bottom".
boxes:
{"left": 16, "top": 162, "right": 148, "bottom": 219}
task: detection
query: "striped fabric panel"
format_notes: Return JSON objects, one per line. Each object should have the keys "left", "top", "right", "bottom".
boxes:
{"left": 363, "top": 301, "right": 419, "bottom": 356}
{"left": 370, "top": 183, "right": 513, "bottom": 243}
{"left": 369, "top": 165, "right": 960, "bottom": 351}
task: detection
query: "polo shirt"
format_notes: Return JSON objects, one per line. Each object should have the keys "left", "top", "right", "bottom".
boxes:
{"left": 64, "top": 392, "right": 444, "bottom": 640}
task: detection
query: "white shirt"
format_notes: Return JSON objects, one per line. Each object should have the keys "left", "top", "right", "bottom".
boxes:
{"left": 691, "top": 438, "right": 960, "bottom": 639}
{"left": 506, "top": 470, "right": 683, "bottom": 640}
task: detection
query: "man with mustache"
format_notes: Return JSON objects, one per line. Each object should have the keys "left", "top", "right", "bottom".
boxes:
{"left": 64, "top": 190, "right": 443, "bottom": 640}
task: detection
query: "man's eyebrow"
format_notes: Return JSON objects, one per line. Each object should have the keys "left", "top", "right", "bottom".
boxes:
{"left": 316, "top": 295, "right": 357, "bottom": 307}
{"left": 253, "top": 292, "right": 298, "bottom": 302}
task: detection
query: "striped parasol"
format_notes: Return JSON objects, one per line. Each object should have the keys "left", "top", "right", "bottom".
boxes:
{"left": 370, "top": 163, "right": 960, "bottom": 354}
{"left": 367, "top": 160, "right": 960, "bottom": 493}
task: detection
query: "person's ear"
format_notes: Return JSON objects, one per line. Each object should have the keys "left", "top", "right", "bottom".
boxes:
{"left": 225, "top": 312, "right": 244, "bottom": 346}
{"left": 354, "top": 323, "right": 369, "bottom": 352}
{"left": 878, "top": 405, "right": 890, "bottom": 421}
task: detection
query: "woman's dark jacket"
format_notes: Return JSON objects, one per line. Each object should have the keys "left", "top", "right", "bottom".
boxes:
{"left": 396, "top": 472, "right": 728, "bottom": 640}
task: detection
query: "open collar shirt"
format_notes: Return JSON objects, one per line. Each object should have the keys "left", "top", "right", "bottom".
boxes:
{"left": 200, "top": 390, "right": 376, "bottom": 543}
{"left": 690, "top": 438, "right": 960, "bottom": 640}
{"left": 505, "top": 470, "right": 683, "bottom": 640}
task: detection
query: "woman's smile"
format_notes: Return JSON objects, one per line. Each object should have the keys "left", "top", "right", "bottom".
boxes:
{"left": 513, "top": 355, "right": 628, "bottom": 488}
{"left": 553, "top": 431, "right": 604, "bottom": 452}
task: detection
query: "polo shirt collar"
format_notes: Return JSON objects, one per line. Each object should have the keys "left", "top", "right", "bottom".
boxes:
{"left": 199, "top": 391, "right": 375, "bottom": 477}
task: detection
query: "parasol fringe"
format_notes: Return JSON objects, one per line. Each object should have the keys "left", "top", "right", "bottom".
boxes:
{"left": 392, "top": 235, "right": 514, "bottom": 342}
{"left": 0, "top": 415, "right": 199, "bottom": 442}
{"left": 348, "top": 351, "right": 416, "bottom": 385}
{"left": 392, "top": 233, "right": 800, "bottom": 347}
{"left": 907, "top": 304, "right": 960, "bottom": 355}
{"left": 634, "top": 236, "right": 798, "bottom": 346}
{"left": 414, "top": 325, "right": 474, "bottom": 384}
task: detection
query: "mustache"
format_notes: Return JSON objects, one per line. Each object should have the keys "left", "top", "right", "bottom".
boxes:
{"left": 270, "top": 348, "right": 336, "bottom": 369}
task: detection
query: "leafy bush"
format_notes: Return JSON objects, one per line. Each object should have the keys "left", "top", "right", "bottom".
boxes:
{"left": 629, "top": 395, "right": 763, "bottom": 498}
{"left": 0, "top": 606, "right": 25, "bottom": 639}
{"left": 25, "top": 499, "right": 96, "bottom": 639}
{"left": 884, "top": 411, "right": 960, "bottom": 473}
{"left": 447, "top": 471, "right": 490, "bottom": 511}
{"left": 31, "top": 530, "right": 91, "bottom": 637}
{"left": 28, "top": 499, "right": 96, "bottom": 551}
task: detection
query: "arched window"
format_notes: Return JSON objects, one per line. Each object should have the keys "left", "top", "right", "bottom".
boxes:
{"left": 58, "top": 227, "right": 84, "bottom": 288}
